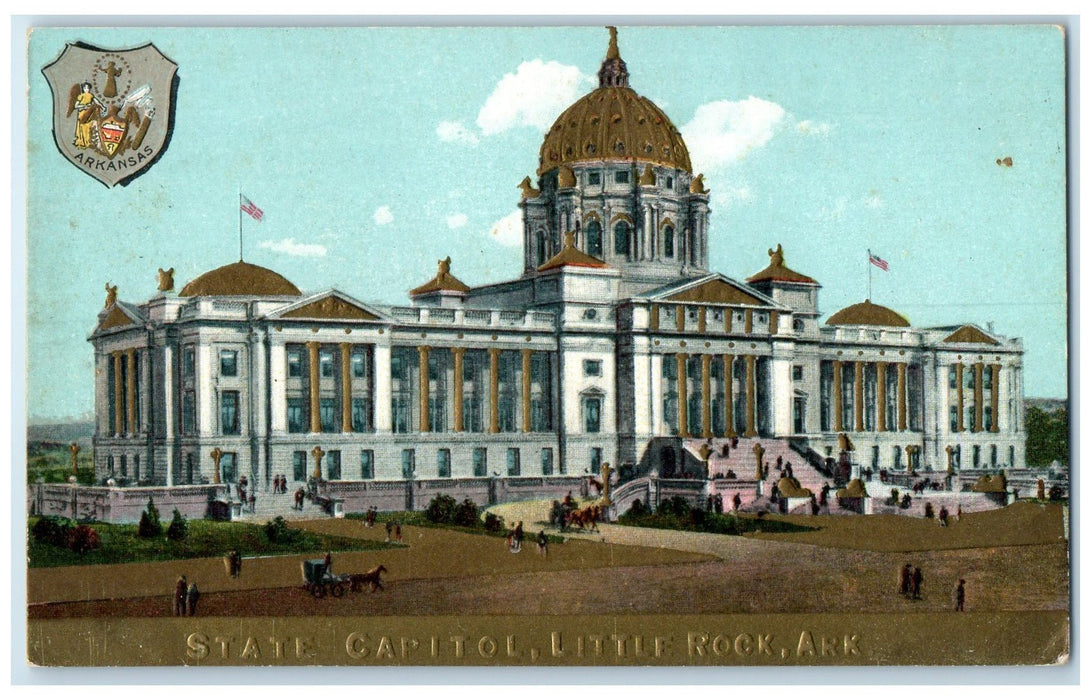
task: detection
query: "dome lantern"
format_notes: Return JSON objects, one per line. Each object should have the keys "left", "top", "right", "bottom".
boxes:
{"left": 598, "top": 26, "right": 629, "bottom": 88}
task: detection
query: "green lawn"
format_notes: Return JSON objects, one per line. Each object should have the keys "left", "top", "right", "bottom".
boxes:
{"left": 27, "top": 442, "right": 95, "bottom": 485}
{"left": 346, "top": 510, "right": 565, "bottom": 543}
{"left": 27, "top": 517, "right": 402, "bottom": 568}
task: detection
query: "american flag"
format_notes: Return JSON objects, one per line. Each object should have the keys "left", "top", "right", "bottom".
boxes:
{"left": 240, "top": 195, "right": 264, "bottom": 222}
{"left": 868, "top": 250, "right": 889, "bottom": 271}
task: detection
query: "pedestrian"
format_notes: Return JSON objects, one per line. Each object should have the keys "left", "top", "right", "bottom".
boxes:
{"left": 249, "top": 492, "right": 256, "bottom": 513}
{"left": 323, "top": 552, "right": 333, "bottom": 577}
{"left": 186, "top": 582, "right": 200, "bottom": 616}
{"left": 714, "top": 493, "right": 723, "bottom": 514}
{"left": 385, "top": 520, "right": 393, "bottom": 542}
{"left": 514, "top": 521, "right": 524, "bottom": 550}
{"left": 537, "top": 530, "right": 548, "bottom": 557}
{"left": 911, "top": 566, "right": 924, "bottom": 600}
{"left": 939, "top": 506, "right": 949, "bottom": 527}
{"left": 957, "top": 504, "right": 963, "bottom": 522}
{"left": 899, "top": 563, "right": 912, "bottom": 597}
{"left": 232, "top": 550, "right": 242, "bottom": 578}
{"left": 733, "top": 493, "right": 741, "bottom": 511}
{"left": 776, "top": 455, "right": 783, "bottom": 470}
{"left": 173, "top": 575, "right": 187, "bottom": 616}
{"left": 394, "top": 520, "right": 402, "bottom": 541}
{"left": 955, "top": 579, "right": 966, "bottom": 611}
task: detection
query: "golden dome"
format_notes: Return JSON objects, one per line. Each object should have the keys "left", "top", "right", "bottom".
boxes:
{"left": 826, "top": 299, "right": 909, "bottom": 327}
{"left": 537, "top": 28, "right": 691, "bottom": 176}
{"left": 179, "top": 261, "right": 302, "bottom": 297}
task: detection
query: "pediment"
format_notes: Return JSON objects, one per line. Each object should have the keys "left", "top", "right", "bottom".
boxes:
{"left": 942, "top": 325, "right": 999, "bottom": 346}
{"left": 280, "top": 294, "right": 379, "bottom": 321}
{"left": 665, "top": 278, "right": 767, "bottom": 306}
{"left": 95, "top": 305, "right": 139, "bottom": 332}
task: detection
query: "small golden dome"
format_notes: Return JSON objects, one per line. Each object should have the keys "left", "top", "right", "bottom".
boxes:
{"left": 826, "top": 299, "right": 910, "bottom": 327}
{"left": 537, "top": 29, "right": 691, "bottom": 176}
{"left": 179, "top": 261, "right": 302, "bottom": 297}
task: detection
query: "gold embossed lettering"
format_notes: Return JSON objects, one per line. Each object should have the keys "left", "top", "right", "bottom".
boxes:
{"left": 844, "top": 634, "right": 861, "bottom": 655}
{"left": 797, "top": 631, "right": 816, "bottom": 656}
{"left": 688, "top": 632, "right": 709, "bottom": 656}
{"left": 375, "top": 636, "right": 395, "bottom": 659}
{"left": 296, "top": 637, "right": 316, "bottom": 659}
{"left": 241, "top": 637, "right": 261, "bottom": 660}
{"left": 186, "top": 633, "right": 209, "bottom": 660}
{"left": 734, "top": 633, "right": 754, "bottom": 656}
{"left": 450, "top": 636, "right": 467, "bottom": 658}
{"left": 551, "top": 632, "right": 565, "bottom": 657}
{"left": 478, "top": 636, "right": 498, "bottom": 658}
{"left": 214, "top": 636, "right": 232, "bottom": 658}
{"left": 345, "top": 633, "right": 369, "bottom": 659}
{"left": 400, "top": 637, "right": 419, "bottom": 658}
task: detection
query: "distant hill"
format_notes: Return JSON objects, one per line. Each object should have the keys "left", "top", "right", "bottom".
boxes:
{"left": 1026, "top": 398, "right": 1067, "bottom": 413}
{"left": 26, "top": 421, "right": 95, "bottom": 445}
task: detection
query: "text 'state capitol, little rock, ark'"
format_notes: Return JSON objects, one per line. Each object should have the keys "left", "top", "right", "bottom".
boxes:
{"left": 84, "top": 29, "right": 1027, "bottom": 519}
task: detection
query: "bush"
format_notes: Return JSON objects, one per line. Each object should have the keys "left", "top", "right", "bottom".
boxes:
{"left": 1048, "top": 485, "right": 1066, "bottom": 501}
{"left": 483, "top": 512, "right": 504, "bottom": 533}
{"left": 625, "top": 499, "right": 649, "bottom": 518}
{"left": 263, "top": 516, "right": 299, "bottom": 544}
{"left": 425, "top": 494, "right": 458, "bottom": 524}
{"left": 32, "top": 516, "right": 74, "bottom": 547}
{"left": 137, "top": 498, "right": 162, "bottom": 538}
{"left": 166, "top": 509, "right": 188, "bottom": 541}
{"left": 67, "top": 524, "right": 101, "bottom": 554}
{"left": 452, "top": 499, "right": 479, "bottom": 527}
{"left": 657, "top": 496, "right": 692, "bottom": 518}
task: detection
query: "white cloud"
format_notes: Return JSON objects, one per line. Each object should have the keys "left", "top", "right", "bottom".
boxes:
{"left": 488, "top": 210, "right": 523, "bottom": 247}
{"left": 796, "top": 119, "right": 832, "bottom": 136}
{"left": 258, "top": 238, "right": 327, "bottom": 258}
{"left": 447, "top": 213, "right": 469, "bottom": 229}
{"left": 681, "top": 97, "right": 787, "bottom": 172}
{"left": 477, "top": 60, "right": 594, "bottom": 136}
{"left": 711, "top": 186, "right": 753, "bottom": 208}
{"left": 373, "top": 206, "right": 394, "bottom": 226}
{"left": 863, "top": 193, "right": 883, "bottom": 209}
{"left": 817, "top": 196, "right": 849, "bottom": 221}
{"left": 436, "top": 120, "right": 480, "bottom": 146}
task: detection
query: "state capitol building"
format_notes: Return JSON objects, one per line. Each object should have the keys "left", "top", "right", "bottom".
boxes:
{"left": 89, "top": 29, "right": 1026, "bottom": 503}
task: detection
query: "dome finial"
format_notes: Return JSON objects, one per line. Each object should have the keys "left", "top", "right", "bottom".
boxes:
{"left": 598, "top": 26, "right": 629, "bottom": 88}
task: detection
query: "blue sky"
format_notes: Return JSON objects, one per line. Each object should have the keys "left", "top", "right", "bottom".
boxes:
{"left": 24, "top": 25, "right": 1067, "bottom": 421}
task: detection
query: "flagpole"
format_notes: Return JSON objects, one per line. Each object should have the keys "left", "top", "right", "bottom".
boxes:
{"left": 867, "top": 249, "right": 872, "bottom": 301}
{"left": 238, "top": 187, "right": 243, "bottom": 261}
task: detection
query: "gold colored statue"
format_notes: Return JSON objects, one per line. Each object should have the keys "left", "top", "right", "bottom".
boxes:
{"left": 104, "top": 283, "right": 118, "bottom": 308}
{"left": 156, "top": 267, "right": 174, "bottom": 292}
{"left": 517, "top": 176, "right": 541, "bottom": 199}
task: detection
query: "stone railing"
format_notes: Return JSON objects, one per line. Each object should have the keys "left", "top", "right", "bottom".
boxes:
{"left": 27, "top": 483, "right": 228, "bottom": 523}
{"left": 388, "top": 306, "right": 555, "bottom": 331}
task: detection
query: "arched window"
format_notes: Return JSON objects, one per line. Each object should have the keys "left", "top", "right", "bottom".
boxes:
{"left": 585, "top": 220, "right": 603, "bottom": 257}
{"left": 663, "top": 225, "right": 675, "bottom": 258}
{"left": 536, "top": 231, "right": 547, "bottom": 265}
{"left": 614, "top": 221, "right": 631, "bottom": 256}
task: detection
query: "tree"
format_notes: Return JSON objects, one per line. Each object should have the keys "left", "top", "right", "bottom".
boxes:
{"left": 137, "top": 498, "right": 162, "bottom": 538}
{"left": 1025, "top": 405, "right": 1068, "bottom": 467}
{"left": 166, "top": 508, "right": 188, "bottom": 541}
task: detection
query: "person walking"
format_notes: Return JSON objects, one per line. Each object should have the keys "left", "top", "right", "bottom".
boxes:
{"left": 955, "top": 579, "right": 966, "bottom": 611}
{"left": 394, "top": 520, "right": 402, "bottom": 542}
{"left": 537, "top": 530, "right": 548, "bottom": 557}
{"left": 899, "top": 563, "right": 912, "bottom": 597}
{"left": 911, "top": 566, "right": 924, "bottom": 600}
{"left": 173, "top": 575, "right": 187, "bottom": 616}
{"left": 186, "top": 582, "right": 200, "bottom": 616}
{"left": 385, "top": 520, "right": 393, "bottom": 543}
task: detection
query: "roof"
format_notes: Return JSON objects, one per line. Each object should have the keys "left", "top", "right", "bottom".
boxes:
{"left": 537, "top": 232, "right": 611, "bottom": 272}
{"left": 941, "top": 325, "right": 1000, "bottom": 345}
{"left": 639, "top": 273, "right": 779, "bottom": 308}
{"left": 179, "top": 261, "right": 302, "bottom": 297}
{"left": 826, "top": 299, "right": 910, "bottom": 327}
{"left": 410, "top": 257, "right": 471, "bottom": 296}
{"left": 537, "top": 28, "right": 691, "bottom": 176}
{"left": 746, "top": 244, "right": 818, "bottom": 285}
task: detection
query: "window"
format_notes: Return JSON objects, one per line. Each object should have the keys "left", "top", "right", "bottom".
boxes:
{"left": 287, "top": 398, "right": 305, "bottom": 433}
{"left": 352, "top": 398, "right": 371, "bottom": 432}
{"left": 220, "top": 391, "right": 240, "bottom": 435}
{"left": 793, "top": 319, "right": 805, "bottom": 333}
{"left": 972, "top": 445, "right": 981, "bottom": 469}
{"left": 586, "top": 220, "right": 603, "bottom": 257}
{"left": 352, "top": 352, "right": 366, "bottom": 378}
{"left": 327, "top": 450, "right": 341, "bottom": 480}
{"left": 615, "top": 170, "right": 629, "bottom": 184}
{"left": 182, "top": 391, "right": 196, "bottom": 435}
{"left": 584, "top": 396, "right": 602, "bottom": 433}
{"left": 588, "top": 172, "right": 601, "bottom": 186}
{"left": 183, "top": 347, "right": 195, "bottom": 378}
{"left": 220, "top": 452, "right": 237, "bottom": 484}
{"left": 360, "top": 450, "right": 374, "bottom": 480}
{"left": 120, "top": 455, "right": 127, "bottom": 477}
{"left": 220, "top": 349, "right": 238, "bottom": 377}
{"left": 392, "top": 395, "right": 412, "bottom": 434}
{"left": 402, "top": 449, "right": 416, "bottom": 479}
{"left": 614, "top": 221, "right": 631, "bottom": 256}
{"left": 320, "top": 398, "right": 337, "bottom": 433}
{"left": 983, "top": 366, "right": 993, "bottom": 390}
{"left": 990, "top": 444, "right": 998, "bottom": 468}
{"left": 591, "top": 447, "right": 603, "bottom": 473}
{"left": 949, "top": 406, "right": 959, "bottom": 431}
{"left": 506, "top": 448, "right": 521, "bottom": 476}
{"left": 965, "top": 368, "right": 975, "bottom": 389}
{"left": 984, "top": 406, "right": 994, "bottom": 431}
{"left": 666, "top": 176, "right": 674, "bottom": 189}
{"left": 583, "top": 359, "right": 602, "bottom": 376}
{"left": 949, "top": 366, "right": 958, "bottom": 389}
{"left": 792, "top": 365, "right": 804, "bottom": 381}
{"left": 287, "top": 350, "right": 302, "bottom": 377}
{"left": 320, "top": 351, "right": 334, "bottom": 378}
{"left": 541, "top": 448, "right": 554, "bottom": 475}
{"left": 472, "top": 448, "right": 487, "bottom": 477}
{"left": 438, "top": 449, "right": 451, "bottom": 478}
{"left": 293, "top": 451, "right": 307, "bottom": 481}
{"left": 663, "top": 225, "right": 675, "bottom": 257}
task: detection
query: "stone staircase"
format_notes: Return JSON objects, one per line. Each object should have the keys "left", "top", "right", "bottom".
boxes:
{"left": 226, "top": 482, "right": 333, "bottom": 523}
{"left": 683, "top": 436, "right": 831, "bottom": 495}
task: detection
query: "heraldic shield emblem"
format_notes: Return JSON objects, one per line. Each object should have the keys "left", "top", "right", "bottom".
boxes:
{"left": 42, "top": 42, "right": 178, "bottom": 187}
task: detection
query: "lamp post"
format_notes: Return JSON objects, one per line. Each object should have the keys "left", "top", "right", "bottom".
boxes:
{"left": 68, "top": 442, "right": 80, "bottom": 477}
{"left": 311, "top": 445, "right": 325, "bottom": 480}
{"left": 210, "top": 447, "right": 224, "bottom": 485}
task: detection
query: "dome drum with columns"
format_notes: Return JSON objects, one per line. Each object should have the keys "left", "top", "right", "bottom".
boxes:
{"left": 83, "top": 27, "right": 1027, "bottom": 518}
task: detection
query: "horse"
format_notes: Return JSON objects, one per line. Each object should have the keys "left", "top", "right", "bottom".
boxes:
{"left": 349, "top": 565, "right": 388, "bottom": 593}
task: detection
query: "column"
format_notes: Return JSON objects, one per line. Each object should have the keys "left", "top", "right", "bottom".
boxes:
{"left": 163, "top": 345, "right": 174, "bottom": 487}
{"left": 649, "top": 305, "right": 659, "bottom": 331}
{"left": 722, "top": 354, "right": 736, "bottom": 438}
{"left": 340, "top": 343, "right": 353, "bottom": 433}
{"left": 452, "top": 347, "right": 465, "bottom": 432}
{"left": 676, "top": 353, "right": 689, "bottom": 437}
{"left": 697, "top": 307, "right": 707, "bottom": 333}
{"left": 897, "top": 362, "right": 908, "bottom": 431}
{"left": 854, "top": 361, "right": 864, "bottom": 432}
{"left": 744, "top": 355, "right": 757, "bottom": 437}
{"left": 955, "top": 364, "right": 964, "bottom": 433}
{"left": 307, "top": 342, "right": 321, "bottom": 433}
{"left": 833, "top": 360, "right": 844, "bottom": 433}
{"left": 126, "top": 349, "right": 136, "bottom": 435}
{"left": 418, "top": 346, "right": 431, "bottom": 433}
{"left": 700, "top": 354, "right": 712, "bottom": 438}
{"left": 769, "top": 311, "right": 779, "bottom": 335}
{"left": 522, "top": 348, "right": 533, "bottom": 433}
{"left": 724, "top": 308, "right": 733, "bottom": 333}
{"left": 973, "top": 362, "right": 984, "bottom": 433}
{"left": 488, "top": 348, "right": 501, "bottom": 433}
{"left": 675, "top": 304, "right": 685, "bottom": 332}
{"left": 877, "top": 361, "right": 888, "bottom": 432}
{"left": 113, "top": 351, "right": 123, "bottom": 436}
{"left": 744, "top": 310, "right": 753, "bottom": 334}
{"left": 990, "top": 364, "right": 1002, "bottom": 432}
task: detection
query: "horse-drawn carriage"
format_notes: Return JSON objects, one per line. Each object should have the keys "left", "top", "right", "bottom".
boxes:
{"left": 301, "top": 558, "right": 351, "bottom": 598}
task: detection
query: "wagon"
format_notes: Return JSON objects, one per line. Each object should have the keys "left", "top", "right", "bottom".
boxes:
{"left": 301, "top": 559, "right": 351, "bottom": 598}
